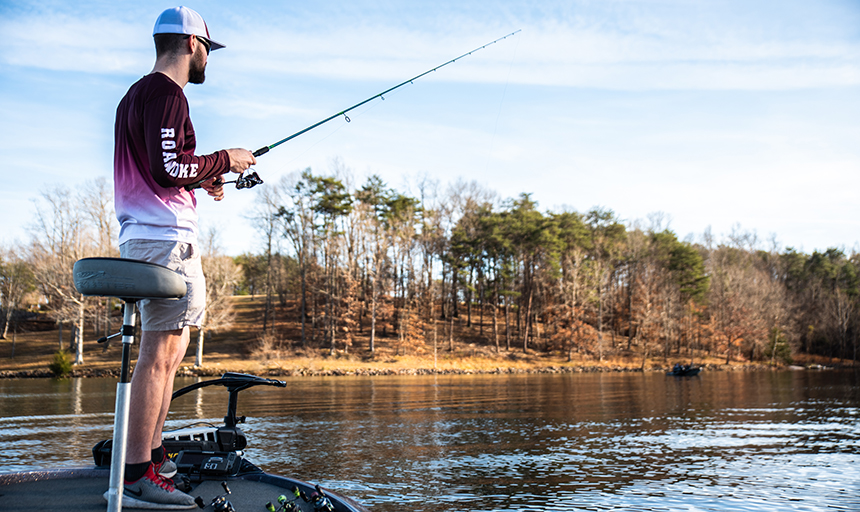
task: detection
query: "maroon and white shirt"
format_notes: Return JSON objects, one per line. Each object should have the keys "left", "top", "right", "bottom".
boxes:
{"left": 114, "top": 72, "right": 230, "bottom": 244}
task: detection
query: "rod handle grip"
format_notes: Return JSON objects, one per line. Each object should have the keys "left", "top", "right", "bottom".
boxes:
{"left": 184, "top": 175, "right": 226, "bottom": 191}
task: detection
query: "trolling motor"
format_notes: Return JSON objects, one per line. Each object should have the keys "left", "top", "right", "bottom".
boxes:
{"left": 169, "top": 372, "right": 286, "bottom": 429}
{"left": 92, "top": 373, "right": 287, "bottom": 478}
{"left": 161, "top": 372, "right": 286, "bottom": 475}
{"left": 164, "top": 373, "right": 286, "bottom": 479}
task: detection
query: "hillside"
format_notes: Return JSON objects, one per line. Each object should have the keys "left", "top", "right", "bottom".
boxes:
{"left": 0, "top": 295, "right": 846, "bottom": 377}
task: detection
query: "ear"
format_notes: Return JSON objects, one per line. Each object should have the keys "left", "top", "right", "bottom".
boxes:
{"left": 185, "top": 35, "right": 197, "bottom": 55}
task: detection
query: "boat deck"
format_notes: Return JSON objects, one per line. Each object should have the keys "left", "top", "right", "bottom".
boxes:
{"left": 0, "top": 468, "right": 365, "bottom": 512}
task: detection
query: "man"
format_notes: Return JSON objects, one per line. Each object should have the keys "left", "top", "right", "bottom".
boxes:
{"left": 112, "top": 6, "right": 255, "bottom": 509}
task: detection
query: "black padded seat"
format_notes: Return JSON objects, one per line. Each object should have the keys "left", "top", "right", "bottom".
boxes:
{"left": 73, "top": 257, "right": 186, "bottom": 301}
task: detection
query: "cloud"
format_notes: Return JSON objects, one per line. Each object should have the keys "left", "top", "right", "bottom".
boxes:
{"left": 0, "top": 12, "right": 152, "bottom": 73}
{"left": 0, "top": 0, "right": 858, "bottom": 256}
{"left": 4, "top": 1, "right": 857, "bottom": 91}
{"left": 215, "top": 6, "right": 860, "bottom": 91}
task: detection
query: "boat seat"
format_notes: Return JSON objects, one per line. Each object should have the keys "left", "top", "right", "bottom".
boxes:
{"left": 73, "top": 257, "right": 186, "bottom": 302}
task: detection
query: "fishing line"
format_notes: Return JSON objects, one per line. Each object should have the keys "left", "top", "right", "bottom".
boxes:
{"left": 185, "top": 29, "right": 522, "bottom": 192}
{"left": 268, "top": 91, "right": 394, "bottom": 178}
{"left": 483, "top": 30, "right": 521, "bottom": 176}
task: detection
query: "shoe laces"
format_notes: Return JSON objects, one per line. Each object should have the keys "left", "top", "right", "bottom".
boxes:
{"left": 147, "top": 469, "right": 176, "bottom": 492}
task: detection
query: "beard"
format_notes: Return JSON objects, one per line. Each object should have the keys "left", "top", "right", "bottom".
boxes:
{"left": 188, "top": 47, "right": 207, "bottom": 84}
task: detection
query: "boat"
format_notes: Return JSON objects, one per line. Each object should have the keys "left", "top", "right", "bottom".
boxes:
{"left": 0, "top": 258, "right": 369, "bottom": 512}
{"left": 667, "top": 364, "right": 701, "bottom": 377}
{"left": 0, "top": 372, "right": 370, "bottom": 512}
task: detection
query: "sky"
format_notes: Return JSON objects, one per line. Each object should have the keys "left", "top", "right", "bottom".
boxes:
{"left": 1, "top": 0, "right": 858, "bottom": 257}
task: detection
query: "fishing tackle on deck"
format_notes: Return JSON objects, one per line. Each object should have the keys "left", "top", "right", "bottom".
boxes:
{"left": 185, "top": 29, "right": 521, "bottom": 192}
{"left": 265, "top": 493, "right": 301, "bottom": 512}
{"left": 195, "top": 481, "right": 234, "bottom": 511}
{"left": 305, "top": 485, "right": 334, "bottom": 512}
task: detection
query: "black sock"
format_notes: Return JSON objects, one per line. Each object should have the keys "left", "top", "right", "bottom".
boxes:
{"left": 125, "top": 461, "right": 151, "bottom": 483}
{"left": 151, "top": 445, "right": 165, "bottom": 464}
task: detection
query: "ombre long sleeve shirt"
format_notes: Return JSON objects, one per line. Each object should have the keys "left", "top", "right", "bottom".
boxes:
{"left": 114, "top": 72, "right": 229, "bottom": 245}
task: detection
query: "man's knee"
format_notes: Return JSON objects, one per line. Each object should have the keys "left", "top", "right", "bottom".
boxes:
{"left": 139, "top": 330, "right": 186, "bottom": 360}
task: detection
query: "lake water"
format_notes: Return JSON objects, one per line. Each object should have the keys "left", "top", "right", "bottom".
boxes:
{"left": 1, "top": 370, "right": 858, "bottom": 511}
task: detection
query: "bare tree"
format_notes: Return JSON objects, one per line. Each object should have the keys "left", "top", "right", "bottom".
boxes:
{"left": 0, "top": 245, "right": 36, "bottom": 345}
{"left": 707, "top": 242, "right": 770, "bottom": 363}
{"left": 196, "top": 227, "right": 241, "bottom": 367}
{"left": 80, "top": 177, "right": 120, "bottom": 340}
{"left": 28, "top": 186, "right": 95, "bottom": 364}
{"left": 81, "top": 177, "right": 119, "bottom": 256}
{"left": 279, "top": 171, "right": 317, "bottom": 346}
{"left": 252, "top": 183, "right": 284, "bottom": 334}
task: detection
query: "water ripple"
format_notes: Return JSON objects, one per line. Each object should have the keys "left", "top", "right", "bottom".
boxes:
{"left": 2, "top": 372, "right": 859, "bottom": 512}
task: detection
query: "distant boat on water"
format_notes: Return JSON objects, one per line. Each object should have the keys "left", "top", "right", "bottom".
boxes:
{"left": 667, "top": 364, "right": 701, "bottom": 377}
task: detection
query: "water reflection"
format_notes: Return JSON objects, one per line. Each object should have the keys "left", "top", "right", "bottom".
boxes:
{"left": 1, "top": 371, "right": 858, "bottom": 511}
{"left": 0, "top": 378, "right": 115, "bottom": 470}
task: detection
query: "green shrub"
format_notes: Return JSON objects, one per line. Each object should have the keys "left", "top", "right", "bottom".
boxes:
{"left": 764, "top": 327, "right": 793, "bottom": 365}
{"left": 49, "top": 350, "right": 73, "bottom": 378}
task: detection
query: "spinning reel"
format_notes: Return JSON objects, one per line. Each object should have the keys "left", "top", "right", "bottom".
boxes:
{"left": 185, "top": 170, "right": 264, "bottom": 192}
{"left": 219, "top": 170, "right": 264, "bottom": 190}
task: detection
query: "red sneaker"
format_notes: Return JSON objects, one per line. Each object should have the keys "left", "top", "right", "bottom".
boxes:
{"left": 104, "top": 464, "right": 195, "bottom": 509}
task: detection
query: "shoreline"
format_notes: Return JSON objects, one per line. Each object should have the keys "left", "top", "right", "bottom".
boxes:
{"left": 0, "top": 361, "right": 844, "bottom": 379}
{"left": 4, "top": 296, "right": 854, "bottom": 380}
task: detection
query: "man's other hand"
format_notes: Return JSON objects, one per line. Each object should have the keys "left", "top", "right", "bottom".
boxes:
{"left": 201, "top": 177, "right": 225, "bottom": 201}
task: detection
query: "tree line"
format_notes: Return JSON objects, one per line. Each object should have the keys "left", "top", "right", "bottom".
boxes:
{"left": 233, "top": 166, "right": 858, "bottom": 365}
{"left": 1, "top": 170, "right": 858, "bottom": 366}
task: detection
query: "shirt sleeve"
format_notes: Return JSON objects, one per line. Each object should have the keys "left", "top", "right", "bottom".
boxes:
{"left": 143, "top": 94, "right": 230, "bottom": 188}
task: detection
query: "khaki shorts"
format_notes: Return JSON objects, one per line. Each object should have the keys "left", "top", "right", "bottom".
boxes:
{"left": 119, "top": 240, "right": 205, "bottom": 331}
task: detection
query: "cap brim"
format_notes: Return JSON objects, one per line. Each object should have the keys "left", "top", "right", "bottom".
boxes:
{"left": 204, "top": 37, "right": 225, "bottom": 51}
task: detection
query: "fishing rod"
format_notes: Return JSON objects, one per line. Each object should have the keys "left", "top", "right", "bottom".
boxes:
{"left": 186, "top": 29, "right": 521, "bottom": 191}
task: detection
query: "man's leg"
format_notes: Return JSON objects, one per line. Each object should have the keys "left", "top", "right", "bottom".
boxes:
{"left": 115, "top": 326, "right": 195, "bottom": 509}
{"left": 150, "top": 327, "right": 191, "bottom": 450}
{"left": 114, "top": 240, "right": 199, "bottom": 508}
{"left": 126, "top": 327, "right": 189, "bottom": 465}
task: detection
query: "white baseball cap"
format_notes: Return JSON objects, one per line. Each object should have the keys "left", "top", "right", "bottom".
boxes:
{"left": 153, "top": 6, "right": 225, "bottom": 51}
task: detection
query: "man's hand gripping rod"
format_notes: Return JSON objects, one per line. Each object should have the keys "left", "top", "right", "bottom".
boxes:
{"left": 184, "top": 29, "right": 521, "bottom": 192}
